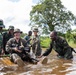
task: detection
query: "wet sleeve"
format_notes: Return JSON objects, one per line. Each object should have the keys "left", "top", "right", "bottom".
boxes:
{"left": 42, "top": 42, "right": 53, "bottom": 56}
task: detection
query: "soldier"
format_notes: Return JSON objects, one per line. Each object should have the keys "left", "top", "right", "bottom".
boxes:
{"left": 32, "top": 28, "right": 42, "bottom": 57}
{"left": 6, "top": 28, "right": 39, "bottom": 66}
{"left": 3, "top": 26, "right": 14, "bottom": 54}
{"left": 24, "top": 31, "right": 32, "bottom": 45}
{"left": 0, "top": 19, "right": 5, "bottom": 55}
{"left": 40, "top": 31, "right": 73, "bottom": 59}
{"left": 24, "top": 31, "right": 32, "bottom": 52}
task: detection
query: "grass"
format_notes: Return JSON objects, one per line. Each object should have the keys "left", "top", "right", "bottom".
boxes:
{"left": 68, "top": 41, "right": 76, "bottom": 48}
{"left": 41, "top": 37, "right": 50, "bottom": 48}
{"left": 41, "top": 37, "right": 76, "bottom": 48}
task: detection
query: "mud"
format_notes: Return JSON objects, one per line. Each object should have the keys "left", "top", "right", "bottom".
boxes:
{"left": 0, "top": 49, "right": 76, "bottom": 75}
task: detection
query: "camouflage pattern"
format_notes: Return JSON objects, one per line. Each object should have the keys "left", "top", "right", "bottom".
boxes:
{"left": 32, "top": 35, "right": 42, "bottom": 57}
{"left": 0, "top": 19, "right": 5, "bottom": 54}
{"left": 6, "top": 38, "right": 35, "bottom": 63}
{"left": 10, "top": 53, "right": 25, "bottom": 66}
{"left": 33, "top": 28, "right": 38, "bottom": 32}
{"left": 6, "top": 38, "right": 26, "bottom": 55}
{"left": 43, "top": 36, "right": 73, "bottom": 59}
{"left": 8, "top": 26, "right": 14, "bottom": 30}
{"left": 14, "top": 28, "right": 22, "bottom": 33}
{"left": 0, "top": 19, "right": 5, "bottom": 28}
{"left": 3, "top": 32, "right": 14, "bottom": 54}
{"left": 0, "top": 33, "right": 3, "bottom": 54}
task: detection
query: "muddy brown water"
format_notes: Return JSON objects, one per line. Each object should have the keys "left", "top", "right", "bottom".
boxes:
{"left": 0, "top": 49, "right": 76, "bottom": 75}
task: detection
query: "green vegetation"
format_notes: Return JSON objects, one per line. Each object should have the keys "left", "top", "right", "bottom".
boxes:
{"left": 40, "top": 36, "right": 76, "bottom": 48}
{"left": 21, "top": 29, "right": 76, "bottom": 48}
{"left": 68, "top": 41, "right": 76, "bottom": 48}
{"left": 21, "top": 33, "right": 27, "bottom": 38}
{"left": 30, "top": 0, "right": 75, "bottom": 34}
{"left": 40, "top": 37, "right": 51, "bottom": 48}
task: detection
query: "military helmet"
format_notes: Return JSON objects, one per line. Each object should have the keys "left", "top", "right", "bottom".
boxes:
{"left": 9, "top": 26, "right": 14, "bottom": 30}
{"left": 33, "top": 28, "right": 38, "bottom": 32}
{"left": 14, "top": 28, "right": 22, "bottom": 34}
{"left": 0, "top": 19, "right": 5, "bottom": 28}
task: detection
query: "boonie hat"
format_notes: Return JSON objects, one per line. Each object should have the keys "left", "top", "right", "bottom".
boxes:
{"left": 33, "top": 28, "right": 38, "bottom": 32}
{"left": 0, "top": 19, "right": 5, "bottom": 28}
{"left": 9, "top": 26, "right": 14, "bottom": 30}
{"left": 14, "top": 28, "right": 22, "bottom": 34}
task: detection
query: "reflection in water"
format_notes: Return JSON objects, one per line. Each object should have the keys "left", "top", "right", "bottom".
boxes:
{"left": 0, "top": 50, "right": 76, "bottom": 75}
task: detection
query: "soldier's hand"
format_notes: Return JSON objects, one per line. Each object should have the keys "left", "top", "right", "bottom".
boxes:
{"left": 1, "top": 49, "right": 5, "bottom": 55}
{"left": 17, "top": 50, "right": 22, "bottom": 53}
{"left": 37, "top": 55, "right": 43, "bottom": 58}
{"left": 13, "top": 47, "right": 18, "bottom": 51}
{"left": 28, "top": 44, "right": 32, "bottom": 47}
{"left": 14, "top": 48, "right": 22, "bottom": 53}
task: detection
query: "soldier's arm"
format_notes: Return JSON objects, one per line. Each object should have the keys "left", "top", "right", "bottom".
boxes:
{"left": 6, "top": 39, "right": 15, "bottom": 52}
{"left": 42, "top": 42, "right": 53, "bottom": 56}
{"left": 1, "top": 38, "right": 5, "bottom": 54}
{"left": 2, "top": 32, "right": 6, "bottom": 50}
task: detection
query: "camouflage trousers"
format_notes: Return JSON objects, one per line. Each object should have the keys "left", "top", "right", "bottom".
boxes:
{"left": 10, "top": 53, "right": 38, "bottom": 64}
{"left": 10, "top": 53, "right": 21, "bottom": 63}
{"left": 32, "top": 43, "right": 42, "bottom": 57}
{"left": 57, "top": 48, "right": 73, "bottom": 59}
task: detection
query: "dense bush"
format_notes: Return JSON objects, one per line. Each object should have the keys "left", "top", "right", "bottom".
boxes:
{"left": 40, "top": 36, "right": 51, "bottom": 48}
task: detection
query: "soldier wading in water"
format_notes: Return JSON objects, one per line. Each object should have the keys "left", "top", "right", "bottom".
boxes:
{"left": 39, "top": 31, "right": 75, "bottom": 60}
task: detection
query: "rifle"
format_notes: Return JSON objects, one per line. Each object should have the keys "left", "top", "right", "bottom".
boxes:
{"left": 17, "top": 38, "right": 31, "bottom": 53}
{"left": 18, "top": 45, "right": 39, "bottom": 62}
{"left": 25, "top": 38, "right": 32, "bottom": 45}
{"left": 25, "top": 51, "right": 39, "bottom": 62}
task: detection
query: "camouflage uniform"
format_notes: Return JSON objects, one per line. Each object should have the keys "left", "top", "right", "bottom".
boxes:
{"left": 32, "top": 34, "right": 42, "bottom": 57}
{"left": 6, "top": 38, "right": 34, "bottom": 63}
{"left": 43, "top": 36, "right": 73, "bottom": 59}
{"left": 0, "top": 33, "right": 3, "bottom": 54}
{"left": 0, "top": 19, "right": 5, "bottom": 54}
{"left": 6, "top": 38, "right": 27, "bottom": 59}
{"left": 3, "top": 26, "right": 14, "bottom": 54}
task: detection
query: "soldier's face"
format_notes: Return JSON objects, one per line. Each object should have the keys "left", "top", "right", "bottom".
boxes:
{"left": 14, "top": 32, "right": 21, "bottom": 39}
{"left": 9, "top": 29, "right": 14, "bottom": 34}
{"left": 29, "top": 32, "right": 32, "bottom": 36}
{"left": 33, "top": 31, "right": 38, "bottom": 36}
{"left": 50, "top": 32, "right": 56, "bottom": 41}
